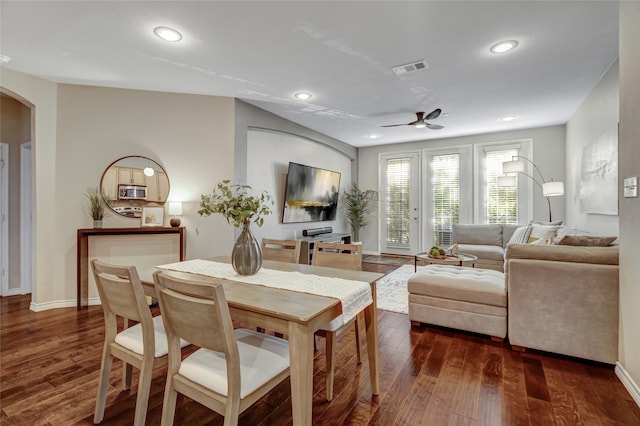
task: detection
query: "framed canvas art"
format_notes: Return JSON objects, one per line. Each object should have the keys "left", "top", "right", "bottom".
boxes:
{"left": 579, "top": 126, "right": 618, "bottom": 215}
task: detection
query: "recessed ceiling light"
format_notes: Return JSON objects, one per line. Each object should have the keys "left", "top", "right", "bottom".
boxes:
{"left": 0, "top": 54, "right": 11, "bottom": 63}
{"left": 367, "top": 134, "right": 379, "bottom": 139}
{"left": 154, "top": 26, "right": 182, "bottom": 42}
{"left": 501, "top": 115, "right": 517, "bottom": 122}
{"left": 294, "top": 92, "right": 312, "bottom": 101}
{"left": 490, "top": 40, "right": 518, "bottom": 54}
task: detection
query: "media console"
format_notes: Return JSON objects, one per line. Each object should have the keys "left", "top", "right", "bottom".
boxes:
{"left": 295, "top": 232, "right": 351, "bottom": 264}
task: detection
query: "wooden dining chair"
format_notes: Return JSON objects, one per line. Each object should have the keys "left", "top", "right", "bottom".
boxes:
{"left": 260, "top": 238, "right": 303, "bottom": 336}
{"left": 311, "top": 241, "right": 364, "bottom": 401}
{"left": 153, "top": 270, "right": 291, "bottom": 426}
{"left": 261, "top": 238, "right": 302, "bottom": 264}
{"left": 91, "top": 259, "right": 190, "bottom": 426}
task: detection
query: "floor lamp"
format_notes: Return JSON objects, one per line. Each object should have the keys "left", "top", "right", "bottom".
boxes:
{"left": 497, "top": 156, "right": 564, "bottom": 222}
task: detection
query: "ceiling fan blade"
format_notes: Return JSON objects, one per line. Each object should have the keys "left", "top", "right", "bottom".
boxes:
{"left": 425, "top": 108, "right": 442, "bottom": 121}
{"left": 382, "top": 111, "right": 426, "bottom": 127}
{"left": 426, "top": 123, "right": 444, "bottom": 130}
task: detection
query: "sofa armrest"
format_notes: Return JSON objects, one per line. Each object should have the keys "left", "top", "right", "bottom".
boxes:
{"left": 507, "top": 258, "right": 619, "bottom": 364}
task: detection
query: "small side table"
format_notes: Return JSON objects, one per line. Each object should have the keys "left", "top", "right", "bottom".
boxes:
{"left": 414, "top": 252, "right": 478, "bottom": 272}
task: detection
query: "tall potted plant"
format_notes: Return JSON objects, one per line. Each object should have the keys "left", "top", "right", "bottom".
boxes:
{"left": 198, "top": 180, "right": 273, "bottom": 275}
{"left": 85, "top": 187, "right": 109, "bottom": 228}
{"left": 343, "top": 183, "right": 377, "bottom": 243}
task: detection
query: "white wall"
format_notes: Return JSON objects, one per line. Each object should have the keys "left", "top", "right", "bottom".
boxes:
{"left": 565, "top": 60, "right": 620, "bottom": 236}
{"left": 617, "top": 0, "right": 640, "bottom": 405}
{"left": 246, "top": 129, "right": 351, "bottom": 243}
{"left": 358, "top": 125, "right": 566, "bottom": 253}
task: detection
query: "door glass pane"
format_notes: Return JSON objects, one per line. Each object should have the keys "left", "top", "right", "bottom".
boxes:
{"left": 432, "top": 153, "right": 459, "bottom": 246}
{"left": 385, "top": 158, "right": 410, "bottom": 247}
{"left": 486, "top": 149, "right": 518, "bottom": 224}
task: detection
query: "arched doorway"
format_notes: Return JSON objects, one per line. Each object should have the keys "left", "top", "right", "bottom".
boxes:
{"left": 0, "top": 90, "right": 34, "bottom": 299}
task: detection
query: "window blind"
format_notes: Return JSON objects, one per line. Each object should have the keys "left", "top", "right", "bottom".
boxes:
{"left": 485, "top": 148, "right": 518, "bottom": 225}
{"left": 385, "top": 158, "right": 411, "bottom": 246}
{"left": 431, "top": 153, "right": 459, "bottom": 246}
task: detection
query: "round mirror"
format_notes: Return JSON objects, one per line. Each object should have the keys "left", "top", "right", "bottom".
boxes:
{"left": 100, "top": 155, "right": 170, "bottom": 219}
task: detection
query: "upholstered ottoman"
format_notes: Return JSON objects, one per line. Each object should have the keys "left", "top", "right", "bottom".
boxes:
{"left": 408, "top": 265, "right": 507, "bottom": 340}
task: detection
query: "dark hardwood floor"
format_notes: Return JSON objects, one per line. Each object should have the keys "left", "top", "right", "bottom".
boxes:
{"left": 1, "top": 258, "right": 639, "bottom": 425}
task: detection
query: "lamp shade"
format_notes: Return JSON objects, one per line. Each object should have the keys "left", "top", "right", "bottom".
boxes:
{"left": 543, "top": 181, "right": 564, "bottom": 197}
{"left": 168, "top": 201, "right": 183, "bottom": 216}
{"left": 497, "top": 175, "right": 517, "bottom": 187}
{"left": 502, "top": 159, "right": 525, "bottom": 174}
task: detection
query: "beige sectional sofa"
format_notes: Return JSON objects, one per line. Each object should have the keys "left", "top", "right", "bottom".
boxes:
{"left": 410, "top": 224, "right": 620, "bottom": 364}
{"left": 451, "top": 224, "right": 518, "bottom": 271}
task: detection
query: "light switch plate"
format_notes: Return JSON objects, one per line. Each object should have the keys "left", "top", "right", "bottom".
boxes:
{"left": 624, "top": 176, "right": 638, "bottom": 198}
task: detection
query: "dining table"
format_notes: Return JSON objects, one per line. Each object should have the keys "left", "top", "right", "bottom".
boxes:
{"left": 138, "top": 256, "right": 384, "bottom": 426}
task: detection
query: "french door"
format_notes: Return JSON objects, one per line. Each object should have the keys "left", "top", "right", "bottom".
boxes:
{"left": 379, "top": 152, "right": 420, "bottom": 255}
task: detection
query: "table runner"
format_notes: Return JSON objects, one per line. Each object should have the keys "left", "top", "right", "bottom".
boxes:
{"left": 155, "top": 259, "right": 373, "bottom": 328}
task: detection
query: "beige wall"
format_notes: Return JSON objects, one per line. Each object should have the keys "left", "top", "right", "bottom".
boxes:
{"left": 565, "top": 60, "right": 620, "bottom": 236}
{"left": 1, "top": 68, "right": 58, "bottom": 306}
{"left": 0, "top": 69, "right": 238, "bottom": 309}
{"left": 618, "top": 0, "right": 640, "bottom": 404}
{"left": 0, "top": 94, "right": 30, "bottom": 291}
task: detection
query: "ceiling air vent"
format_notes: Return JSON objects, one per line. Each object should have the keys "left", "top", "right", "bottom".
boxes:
{"left": 392, "top": 60, "right": 429, "bottom": 76}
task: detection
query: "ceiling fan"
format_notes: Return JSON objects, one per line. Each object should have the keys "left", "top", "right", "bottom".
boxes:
{"left": 382, "top": 108, "right": 444, "bottom": 130}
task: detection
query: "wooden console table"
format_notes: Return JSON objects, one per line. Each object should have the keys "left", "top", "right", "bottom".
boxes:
{"left": 77, "top": 227, "right": 185, "bottom": 310}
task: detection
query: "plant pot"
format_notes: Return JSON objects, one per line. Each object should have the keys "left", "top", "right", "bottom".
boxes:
{"left": 93, "top": 220, "right": 103, "bottom": 229}
{"left": 231, "top": 220, "right": 262, "bottom": 275}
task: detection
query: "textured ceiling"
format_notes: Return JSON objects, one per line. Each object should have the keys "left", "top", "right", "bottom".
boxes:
{"left": 0, "top": 1, "right": 619, "bottom": 147}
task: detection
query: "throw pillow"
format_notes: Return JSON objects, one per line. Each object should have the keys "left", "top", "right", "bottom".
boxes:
{"left": 530, "top": 223, "right": 561, "bottom": 241}
{"left": 530, "top": 219, "right": 564, "bottom": 226}
{"left": 528, "top": 236, "right": 550, "bottom": 245}
{"left": 508, "top": 226, "right": 532, "bottom": 244}
{"left": 552, "top": 226, "right": 591, "bottom": 244}
{"left": 556, "top": 235, "right": 617, "bottom": 246}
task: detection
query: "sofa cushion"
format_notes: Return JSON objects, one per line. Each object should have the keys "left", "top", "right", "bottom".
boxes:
{"left": 456, "top": 244, "right": 505, "bottom": 262}
{"left": 530, "top": 223, "right": 560, "bottom": 241}
{"left": 453, "top": 224, "right": 503, "bottom": 246}
{"left": 530, "top": 219, "right": 564, "bottom": 226}
{"left": 556, "top": 235, "right": 617, "bottom": 246}
{"left": 508, "top": 226, "right": 532, "bottom": 245}
{"left": 408, "top": 265, "right": 506, "bottom": 307}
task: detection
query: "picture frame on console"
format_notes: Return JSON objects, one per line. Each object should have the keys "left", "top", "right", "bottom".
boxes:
{"left": 141, "top": 207, "right": 164, "bottom": 227}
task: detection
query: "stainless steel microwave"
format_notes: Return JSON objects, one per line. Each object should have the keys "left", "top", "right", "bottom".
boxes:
{"left": 118, "top": 185, "right": 147, "bottom": 200}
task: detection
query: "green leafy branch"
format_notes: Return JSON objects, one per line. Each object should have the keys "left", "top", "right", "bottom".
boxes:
{"left": 198, "top": 180, "right": 273, "bottom": 228}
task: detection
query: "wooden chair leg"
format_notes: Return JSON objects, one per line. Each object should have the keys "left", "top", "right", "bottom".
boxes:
{"left": 325, "top": 331, "right": 336, "bottom": 401}
{"left": 223, "top": 398, "right": 241, "bottom": 426}
{"left": 94, "top": 347, "right": 113, "bottom": 424}
{"left": 354, "top": 317, "right": 362, "bottom": 364}
{"left": 122, "top": 362, "right": 133, "bottom": 391}
{"left": 160, "top": 378, "right": 178, "bottom": 426}
{"left": 133, "top": 360, "right": 154, "bottom": 426}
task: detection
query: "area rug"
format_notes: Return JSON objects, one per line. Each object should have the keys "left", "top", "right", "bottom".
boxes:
{"left": 375, "top": 264, "right": 427, "bottom": 314}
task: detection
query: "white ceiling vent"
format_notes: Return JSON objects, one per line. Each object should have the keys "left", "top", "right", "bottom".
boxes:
{"left": 392, "top": 60, "right": 429, "bottom": 76}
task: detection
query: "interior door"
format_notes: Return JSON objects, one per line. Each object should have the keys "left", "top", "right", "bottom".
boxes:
{"left": 379, "top": 152, "right": 420, "bottom": 255}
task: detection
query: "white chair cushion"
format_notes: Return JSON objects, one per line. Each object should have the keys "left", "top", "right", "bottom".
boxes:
{"left": 179, "top": 329, "right": 290, "bottom": 399}
{"left": 115, "top": 315, "right": 189, "bottom": 357}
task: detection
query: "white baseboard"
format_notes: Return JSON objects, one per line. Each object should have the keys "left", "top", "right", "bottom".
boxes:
{"left": 30, "top": 297, "right": 101, "bottom": 312}
{"left": 616, "top": 362, "right": 640, "bottom": 408}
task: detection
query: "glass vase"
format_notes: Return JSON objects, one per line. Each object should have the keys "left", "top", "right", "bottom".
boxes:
{"left": 231, "top": 220, "right": 262, "bottom": 275}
